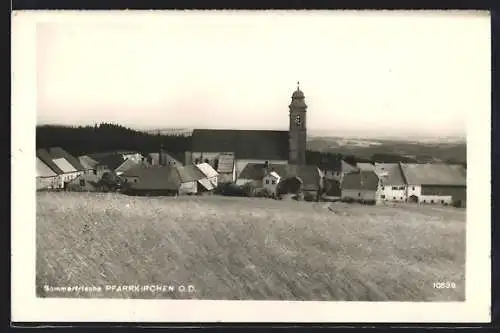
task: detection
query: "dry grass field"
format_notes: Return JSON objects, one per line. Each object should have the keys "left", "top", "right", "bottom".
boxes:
{"left": 36, "top": 192, "right": 466, "bottom": 301}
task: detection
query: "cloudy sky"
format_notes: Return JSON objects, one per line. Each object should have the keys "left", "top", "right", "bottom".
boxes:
{"left": 36, "top": 11, "right": 490, "bottom": 138}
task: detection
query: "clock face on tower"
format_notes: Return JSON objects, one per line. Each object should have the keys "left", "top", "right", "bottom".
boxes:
{"left": 295, "top": 115, "right": 302, "bottom": 126}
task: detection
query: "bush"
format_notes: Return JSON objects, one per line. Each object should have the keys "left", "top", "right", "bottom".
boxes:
{"left": 242, "top": 183, "right": 257, "bottom": 197}
{"left": 255, "top": 188, "right": 273, "bottom": 198}
{"left": 214, "top": 183, "right": 246, "bottom": 197}
{"left": 341, "top": 197, "right": 355, "bottom": 203}
{"left": 303, "top": 191, "right": 317, "bottom": 202}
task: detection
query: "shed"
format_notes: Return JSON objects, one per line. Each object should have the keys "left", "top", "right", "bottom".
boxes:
{"left": 341, "top": 171, "right": 379, "bottom": 203}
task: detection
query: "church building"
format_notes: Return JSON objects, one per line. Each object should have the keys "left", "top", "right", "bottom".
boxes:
{"left": 190, "top": 83, "right": 308, "bottom": 183}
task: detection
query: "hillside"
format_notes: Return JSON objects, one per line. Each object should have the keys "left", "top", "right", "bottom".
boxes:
{"left": 37, "top": 192, "right": 465, "bottom": 301}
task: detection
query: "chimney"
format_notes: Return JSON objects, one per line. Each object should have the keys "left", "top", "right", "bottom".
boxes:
{"left": 264, "top": 161, "right": 269, "bottom": 174}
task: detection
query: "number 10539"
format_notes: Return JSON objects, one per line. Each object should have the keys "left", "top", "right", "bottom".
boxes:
{"left": 433, "top": 282, "right": 456, "bottom": 289}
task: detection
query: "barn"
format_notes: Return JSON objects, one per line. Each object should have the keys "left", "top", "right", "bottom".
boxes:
{"left": 121, "top": 164, "right": 210, "bottom": 196}
{"left": 36, "top": 157, "right": 59, "bottom": 190}
{"left": 400, "top": 163, "right": 466, "bottom": 206}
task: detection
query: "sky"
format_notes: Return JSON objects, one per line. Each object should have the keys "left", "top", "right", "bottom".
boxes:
{"left": 36, "top": 11, "right": 490, "bottom": 138}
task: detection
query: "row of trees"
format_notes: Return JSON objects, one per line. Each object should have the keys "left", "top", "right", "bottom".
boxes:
{"left": 37, "top": 123, "right": 456, "bottom": 166}
{"left": 36, "top": 123, "right": 191, "bottom": 157}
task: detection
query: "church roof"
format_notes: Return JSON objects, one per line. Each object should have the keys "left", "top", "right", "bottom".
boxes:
{"left": 191, "top": 129, "right": 290, "bottom": 161}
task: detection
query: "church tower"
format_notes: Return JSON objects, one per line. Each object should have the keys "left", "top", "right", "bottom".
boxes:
{"left": 288, "top": 82, "right": 307, "bottom": 165}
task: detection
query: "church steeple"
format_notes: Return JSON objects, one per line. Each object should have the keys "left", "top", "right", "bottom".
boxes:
{"left": 289, "top": 82, "right": 307, "bottom": 165}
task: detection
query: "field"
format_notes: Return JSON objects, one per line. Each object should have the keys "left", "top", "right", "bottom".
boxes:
{"left": 37, "top": 192, "right": 466, "bottom": 301}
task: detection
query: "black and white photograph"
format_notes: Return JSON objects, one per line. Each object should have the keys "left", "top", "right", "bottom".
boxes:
{"left": 12, "top": 10, "right": 491, "bottom": 323}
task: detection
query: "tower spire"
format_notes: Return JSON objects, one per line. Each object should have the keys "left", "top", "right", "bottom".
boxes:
{"left": 297, "top": 81, "right": 300, "bottom": 90}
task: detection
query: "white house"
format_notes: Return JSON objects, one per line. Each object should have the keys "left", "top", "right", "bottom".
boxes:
{"left": 37, "top": 148, "right": 85, "bottom": 189}
{"left": 196, "top": 162, "right": 219, "bottom": 188}
{"left": 36, "top": 157, "right": 59, "bottom": 190}
{"left": 374, "top": 163, "right": 407, "bottom": 203}
{"left": 263, "top": 171, "right": 281, "bottom": 195}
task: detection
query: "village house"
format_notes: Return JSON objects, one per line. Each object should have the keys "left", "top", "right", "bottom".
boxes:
{"left": 195, "top": 162, "right": 219, "bottom": 188}
{"left": 374, "top": 163, "right": 407, "bottom": 203}
{"left": 400, "top": 163, "right": 466, "bottom": 207}
{"left": 341, "top": 170, "right": 379, "bottom": 204}
{"left": 318, "top": 157, "right": 343, "bottom": 182}
{"left": 237, "top": 162, "right": 323, "bottom": 199}
{"left": 36, "top": 156, "right": 59, "bottom": 190}
{"left": 189, "top": 84, "right": 308, "bottom": 183}
{"left": 84, "top": 152, "right": 140, "bottom": 178}
{"left": 36, "top": 147, "right": 85, "bottom": 189}
{"left": 121, "top": 163, "right": 212, "bottom": 196}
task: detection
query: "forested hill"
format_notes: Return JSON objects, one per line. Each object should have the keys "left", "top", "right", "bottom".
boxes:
{"left": 36, "top": 123, "right": 466, "bottom": 167}
{"left": 36, "top": 123, "right": 191, "bottom": 157}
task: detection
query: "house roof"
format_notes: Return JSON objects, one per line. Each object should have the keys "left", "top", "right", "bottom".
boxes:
{"left": 341, "top": 160, "right": 358, "bottom": 173}
{"left": 238, "top": 163, "right": 268, "bottom": 180}
{"left": 47, "top": 147, "right": 85, "bottom": 171}
{"left": 175, "top": 164, "right": 207, "bottom": 183}
{"left": 191, "top": 129, "right": 289, "bottom": 160}
{"left": 374, "top": 163, "right": 405, "bottom": 185}
{"left": 52, "top": 157, "right": 78, "bottom": 173}
{"left": 79, "top": 155, "right": 100, "bottom": 170}
{"left": 400, "top": 163, "right": 466, "bottom": 186}
{"left": 36, "top": 149, "right": 64, "bottom": 174}
{"left": 127, "top": 166, "right": 180, "bottom": 191}
{"left": 196, "top": 163, "right": 219, "bottom": 178}
{"left": 36, "top": 157, "right": 57, "bottom": 177}
{"left": 318, "top": 157, "right": 342, "bottom": 171}
{"left": 342, "top": 171, "right": 379, "bottom": 191}
{"left": 115, "top": 158, "right": 139, "bottom": 174}
{"left": 197, "top": 178, "right": 215, "bottom": 191}
{"left": 356, "top": 162, "right": 375, "bottom": 172}
{"left": 266, "top": 171, "right": 281, "bottom": 179}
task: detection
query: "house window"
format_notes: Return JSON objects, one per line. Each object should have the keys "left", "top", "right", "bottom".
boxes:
{"left": 265, "top": 180, "right": 270, "bottom": 184}
{"left": 93, "top": 169, "right": 97, "bottom": 175}
{"left": 79, "top": 179, "right": 85, "bottom": 186}
{"left": 272, "top": 180, "right": 276, "bottom": 185}
{"left": 441, "top": 200, "right": 444, "bottom": 204}
{"left": 412, "top": 186, "right": 415, "bottom": 190}
{"left": 430, "top": 200, "right": 434, "bottom": 203}
{"left": 381, "top": 186, "right": 384, "bottom": 190}
{"left": 381, "top": 195, "right": 386, "bottom": 199}
{"left": 393, "top": 196, "right": 396, "bottom": 200}
{"left": 358, "top": 192, "right": 361, "bottom": 197}
{"left": 134, "top": 179, "right": 137, "bottom": 183}
{"left": 400, "top": 197, "right": 403, "bottom": 200}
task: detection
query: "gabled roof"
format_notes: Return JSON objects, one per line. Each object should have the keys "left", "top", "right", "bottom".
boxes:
{"left": 318, "top": 157, "right": 342, "bottom": 171}
{"left": 47, "top": 147, "right": 85, "bottom": 171}
{"left": 374, "top": 163, "right": 405, "bottom": 185}
{"left": 265, "top": 171, "right": 281, "bottom": 179}
{"left": 79, "top": 155, "right": 100, "bottom": 170}
{"left": 196, "top": 163, "right": 219, "bottom": 178}
{"left": 115, "top": 158, "right": 139, "bottom": 174}
{"left": 36, "top": 149, "right": 64, "bottom": 175}
{"left": 238, "top": 163, "right": 268, "bottom": 180}
{"left": 52, "top": 157, "right": 78, "bottom": 173}
{"left": 36, "top": 157, "right": 57, "bottom": 177}
{"left": 126, "top": 166, "right": 179, "bottom": 191}
{"left": 356, "top": 162, "right": 375, "bottom": 172}
{"left": 175, "top": 164, "right": 207, "bottom": 183}
{"left": 197, "top": 178, "right": 215, "bottom": 191}
{"left": 341, "top": 160, "right": 358, "bottom": 174}
{"left": 191, "top": 129, "right": 289, "bottom": 160}
{"left": 342, "top": 171, "right": 379, "bottom": 191}
{"left": 400, "top": 163, "right": 466, "bottom": 186}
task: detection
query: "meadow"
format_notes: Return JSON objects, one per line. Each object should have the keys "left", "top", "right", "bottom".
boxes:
{"left": 36, "top": 192, "right": 466, "bottom": 301}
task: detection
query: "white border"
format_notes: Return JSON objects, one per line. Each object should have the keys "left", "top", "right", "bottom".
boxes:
{"left": 11, "top": 10, "right": 491, "bottom": 323}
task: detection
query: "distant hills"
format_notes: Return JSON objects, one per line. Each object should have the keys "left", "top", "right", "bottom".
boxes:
{"left": 36, "top": 123, "right": 466, "bottom": 166}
